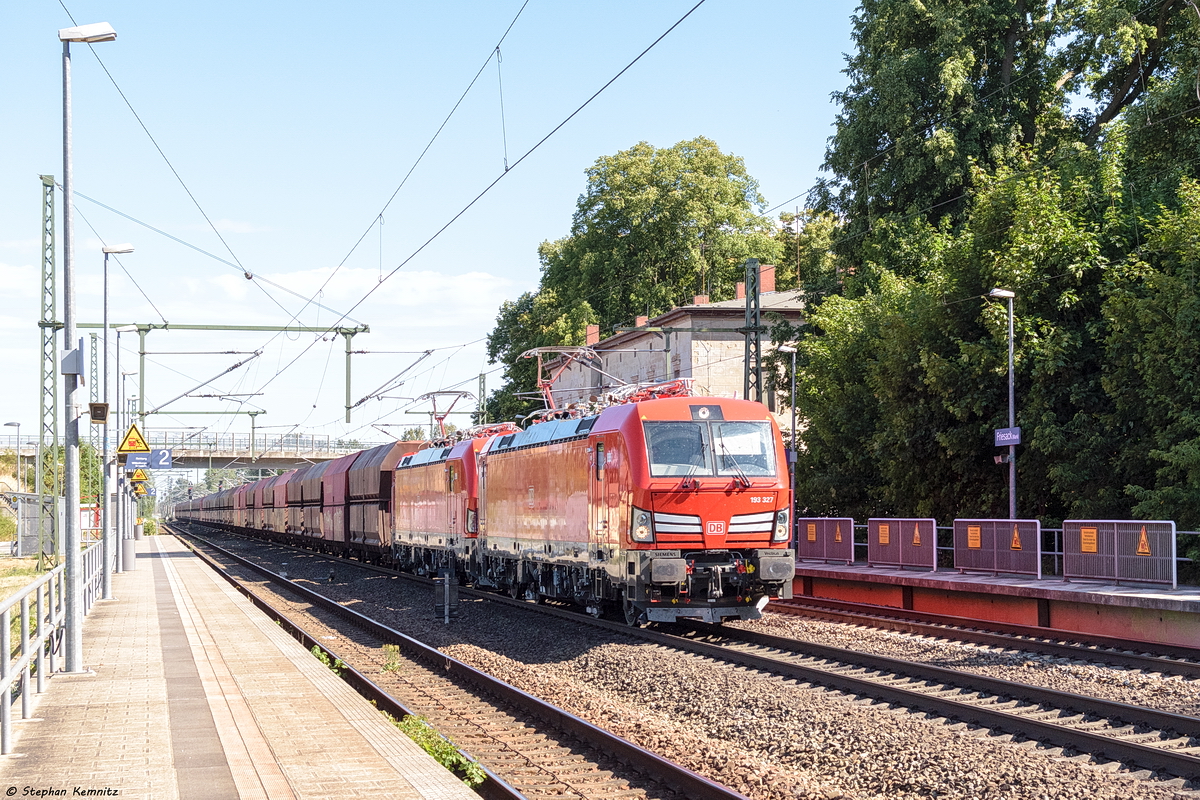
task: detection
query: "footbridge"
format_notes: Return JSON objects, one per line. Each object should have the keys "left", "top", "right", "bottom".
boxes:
{"left": 141, "top": 432, "right": 393, "bottom": 469}
{"left": 2, "top": 433, "right": 394, "bottom": 471}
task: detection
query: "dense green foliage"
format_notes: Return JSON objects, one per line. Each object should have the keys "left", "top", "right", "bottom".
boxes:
{"left": 784, "top": 0, "right": 1200, "bottom": 529}
{"left": 485, "top": 137, "right": 781, "bottom": 418}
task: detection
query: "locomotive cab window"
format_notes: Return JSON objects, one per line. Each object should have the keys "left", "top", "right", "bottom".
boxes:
{"left": 645, "top": 422, "right": 713, "bottom": 477}
{"left": 713, "top": 422, "right": 776, "bottom": 476}
{"left": 645, "top": 420, "right": 776, "bottom": 478}
{"left": 595, "top": 442, "right": 605, "bottom": 480}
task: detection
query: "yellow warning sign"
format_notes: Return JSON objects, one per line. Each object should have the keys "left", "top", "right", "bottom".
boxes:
{"left": 878, "top": 523, "right": 890, "bottom": 545}
{"left": 130, "top": 468, "right": 149, "bottom": 482}
{"left": 133, "top": 483, "right": 148, "bottom": 496}
{"left": 967, "top": 525, "right": 981, "bottom": 549}
{"left": 1136, "top": 525, "right": 1152, "bottom": 556}
{"left": 117, "top": 423, "right": 151, "bottom": 454}
{"left": 1081, "top": 526, "right": 1098, "bottom": 554}
{"left": 1010, "top": 525, "right": 1022, "bottom": 551}
{"left": 912, "top": 523, "right": 922, "bottom": 547}
{"left": 807, "top": 523, "right": 817, "bottom": 543}
{"left": 834, "top": 523, "right": 843, "bottom": 543}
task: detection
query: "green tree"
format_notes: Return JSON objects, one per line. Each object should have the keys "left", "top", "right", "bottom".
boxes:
{"left": 790, "top": 152, "right": 1117, "bottom": 523}
{"left": 540, "top": 136, "right": 780, "bottom": 330}
{"left": 816, "top": 0, "right": 1193, "bottom": 267}
{"left": 1103, "top": 179, "right": 1200, "bottom": 529}
{"left": 203, "top": 468, "right": 242, "bottom": 493}
{"left": 486, "top": 137, "right": 780, "bottom": 414}
{"left": 484, "top": 289, "right": 598, "bottom": 421}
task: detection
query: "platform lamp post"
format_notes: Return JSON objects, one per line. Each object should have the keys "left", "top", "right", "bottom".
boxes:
{"left": 60, "top": 20, "right": 120, "bottom": 673}
{"left": 101, "top": 245, "right": 133, "bottom": 597}
{"left": 4, "top": 423, "right": 20, "bottom": 493}
{"left": 113, "top": 329, "right": 137, "bottom": 572}
{"left": 988, "top": 288, "right": 1017, "bottom": 520}
{"left": 777, "top": 345, "right": 798, "bottom": 545}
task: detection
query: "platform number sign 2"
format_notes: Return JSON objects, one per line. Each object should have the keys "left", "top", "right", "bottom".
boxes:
{"left": 150, "top": 449, "right": 173, "bottom": 470}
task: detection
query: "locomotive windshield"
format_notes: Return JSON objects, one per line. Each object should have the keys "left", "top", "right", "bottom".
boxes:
{"left": 644, "top": 421, "right": 777, "bottom": 478}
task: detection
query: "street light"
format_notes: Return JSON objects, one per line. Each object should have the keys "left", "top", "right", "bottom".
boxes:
{"left": 100, "top": 246, "right": 133, "bottom": 599}
{"left": 3, "top": 423, "right": 20, "bottom": 493}
{"left": 777, "top": 345, "right": 798, "bottom": 545}
{"left": 59, "top": 20, "right": 120, "bottom": 672}
{"left": 988, "top": 288, "right": 1017, "bottom": 519}
{"left": 114, "top": 329, "right": 137, "bottom": 573}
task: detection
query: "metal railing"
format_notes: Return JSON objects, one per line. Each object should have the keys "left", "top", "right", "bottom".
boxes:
{"left": 0, "top": 539, "right": 104, "bottom": 753}
{"left": 839, "top": 524, "right": 1200, "bottom": 584}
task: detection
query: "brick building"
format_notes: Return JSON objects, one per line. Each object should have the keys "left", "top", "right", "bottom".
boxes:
{"left": 546, "top": 265, "right": 804, "bottom": 419}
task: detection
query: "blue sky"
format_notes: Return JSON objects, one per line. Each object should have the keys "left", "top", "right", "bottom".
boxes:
{"left": 2, "top": 0, "right": 857, "bottom": 449}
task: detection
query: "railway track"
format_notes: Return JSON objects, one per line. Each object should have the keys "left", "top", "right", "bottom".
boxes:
{"left": 768, "top": 596, "right": 1200, "bottom": 679}
{"left": 657, "top": 621, "right": 1200, "bottom": 781}
{"left": 174, "top": 524, "right": 1200, "bottom": 788}
{"left": 167, "top": 524, "right": 748, "bottom": 800}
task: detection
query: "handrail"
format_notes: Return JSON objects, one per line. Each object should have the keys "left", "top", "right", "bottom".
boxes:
{"left": 0, "top": 540, "right": 104, "bottom": 753}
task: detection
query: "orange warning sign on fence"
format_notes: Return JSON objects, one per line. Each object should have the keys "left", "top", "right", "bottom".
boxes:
{"left": 967, "top": 525, "right": 981, "bottom": 549}
{"left": 834, "top": 523, "right": 843, "bottom": 543}
{"left": 807, "top": 523, "right": 817, "bottom": 543}
{"left": 912, "top": 523, "right": 922, "bottom": 546}
{"left": 1010, "top": 525, "right": 1022, "bottom": 551}
{"left": 1136, "top": 525, "right": 1152, "bottom": 556}
{"left": 117, "top": 423, "right": 150, "bottom": 454}
{"left": 1081, "top": 526, "right": 1098, "bottom": 554}
{"left": 878, "top": 523, "right": 890, "bottom": 545}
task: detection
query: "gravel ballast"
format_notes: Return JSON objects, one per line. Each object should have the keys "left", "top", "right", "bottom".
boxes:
{"left": 193, "top": 531, "right": 1200, "bottom": 799}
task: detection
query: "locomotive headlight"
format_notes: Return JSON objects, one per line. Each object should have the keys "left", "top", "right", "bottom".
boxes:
{"left": 773, "top": 509, "right": 790, "bottom": 542}
{"left": 630, "top": 507, "right": 654, "bottom": 543}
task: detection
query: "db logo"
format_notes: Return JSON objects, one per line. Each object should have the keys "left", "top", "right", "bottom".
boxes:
{"left": 706, "top": 521, "right": 726, "bottom": 535}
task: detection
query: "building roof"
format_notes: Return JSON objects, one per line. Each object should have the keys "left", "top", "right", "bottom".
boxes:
{"left": 595, "top": 288, "right": 805, "bottom": 351}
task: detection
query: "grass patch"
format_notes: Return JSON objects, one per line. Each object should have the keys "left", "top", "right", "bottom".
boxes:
{"left": 389, "top": 714, "right": 486, "bottom": 788}
{"left": 310, "top": 645, "right": 346, "bottom": 677}
{"left": 0, "top": 558, "right": 47, "bottom": 607}
{"left": 381, "top": 643, "right": 404, "bottom": 673}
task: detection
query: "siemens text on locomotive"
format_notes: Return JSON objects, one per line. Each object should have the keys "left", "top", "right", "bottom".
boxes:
{"left": 174, "top": 390, "right": 796, "bottom": 624}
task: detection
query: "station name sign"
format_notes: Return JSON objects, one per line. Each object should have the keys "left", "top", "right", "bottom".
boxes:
{"left": 994, "top": 426, "right": 1022, "bottom": 446}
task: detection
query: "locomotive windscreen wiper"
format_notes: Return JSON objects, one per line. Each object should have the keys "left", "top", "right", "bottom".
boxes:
{"left": 719, "top": 440, "right": 752, "bottom": 488}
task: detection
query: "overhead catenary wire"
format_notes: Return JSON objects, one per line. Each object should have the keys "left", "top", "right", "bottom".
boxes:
{"left": 55, "top": 0, "right": 313, "bottom": 322}
{"left": 281, "top": 0, "right": 535, "bottom": 333}
{"left": 247, "top": 0, "right": 710, "bottom": 401}
{"left": 71, "top": 191, "right": 366, "bottom": 327}
{"left": 71, "top": 201, "right": 169, "bottom": 325}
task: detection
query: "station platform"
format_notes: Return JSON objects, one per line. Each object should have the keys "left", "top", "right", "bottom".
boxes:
{"left": 0, "top": 535, "right": 478, "bottom": 800}
{"left": 792, "top": 561, "right": 1200, "bottom": 647}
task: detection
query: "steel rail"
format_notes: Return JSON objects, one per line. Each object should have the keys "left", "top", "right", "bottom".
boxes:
{"left": 769, "top": 596, "right": 1200, "bottom": 677}
{"left": 171, "top": 526, "right": 750, "bottom": 800}
{"left": 653, "top": 623, "right": 1200, "bottom": 779}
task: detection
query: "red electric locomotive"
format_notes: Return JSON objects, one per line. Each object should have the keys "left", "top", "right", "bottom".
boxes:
{"left": 472, "top": 394, "right": 794, "bottom": 624}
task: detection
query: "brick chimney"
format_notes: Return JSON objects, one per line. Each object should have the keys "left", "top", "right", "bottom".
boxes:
{"left": 635, "top": 315, "right": 649, "bottom": 327}
{"left": 693, "top": 295, "right": 709, "bottom": 305}
{"left": 585, "top": 324, "right": 599, "bottom": 345}
{"left": 760, "top": 264, "right": 776, "bottom": 293}
{"left": 736, "top": 282, "right": 745, "bottom": 300}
